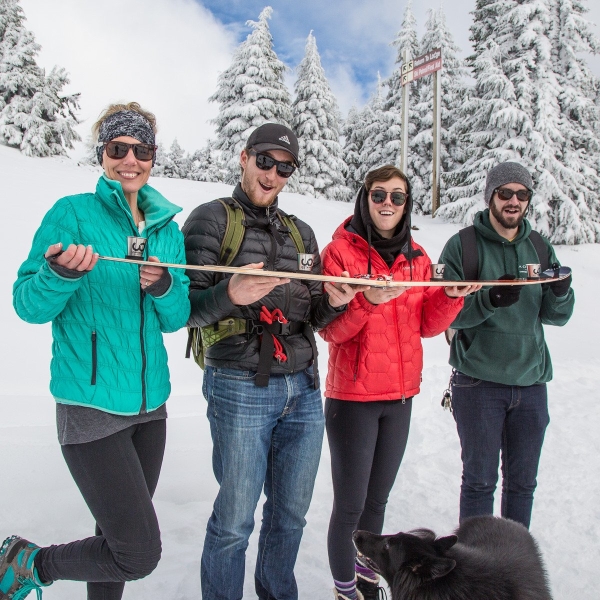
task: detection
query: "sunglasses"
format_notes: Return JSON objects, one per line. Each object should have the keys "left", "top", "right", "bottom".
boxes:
{"left": 369, "top": 190, "right": 408, "bottom": 206}
{"left": 494, "top": 187, "right": 532, "bottom": 202}
{"left": 249, "top": 150, "right": 296, "bottom": 178}
{"left": 102, "top": 141, "right": 157, "bottom": 162}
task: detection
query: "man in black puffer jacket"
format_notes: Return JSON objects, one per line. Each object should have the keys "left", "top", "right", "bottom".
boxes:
{"left": 183, "top": 123, "right": 360, "bottom": 600}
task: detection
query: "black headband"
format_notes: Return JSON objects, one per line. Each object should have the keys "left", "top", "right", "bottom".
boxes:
{"left": 96, "top": 110, "right": 156, "bottom": 165}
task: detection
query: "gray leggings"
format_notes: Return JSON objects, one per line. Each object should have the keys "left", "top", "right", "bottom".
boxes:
{"left": 35, "top": 419, "right": 166, "bottom": 600}
{"left": 326, "top": 398, "right": 412, "bottom": 582}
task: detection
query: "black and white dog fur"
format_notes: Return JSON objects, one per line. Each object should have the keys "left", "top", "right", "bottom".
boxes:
{"left": 353, "top": 515, "right": 552, "bottom": 600}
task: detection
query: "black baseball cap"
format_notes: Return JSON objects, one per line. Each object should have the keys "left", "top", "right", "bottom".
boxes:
{"left": 246, "top": 123, "right": 300, "bottom": 167}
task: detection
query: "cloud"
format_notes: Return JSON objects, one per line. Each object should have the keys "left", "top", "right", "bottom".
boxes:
{"left": 20, "top": 0, "right": 236, "bottom": 152}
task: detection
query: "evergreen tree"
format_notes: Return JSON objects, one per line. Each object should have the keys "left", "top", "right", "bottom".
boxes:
{"left": 0, "top": 0, "right": 79, "bottom": 156}
{"left": 188, "top": 139, "right": 227, "bottom": 182}
{"left": 439, "top": 0, "right": 600, "bottom": 243}
{"left": 210, "top": 6, "right": 292, "bottom": 184}
{"left": 343, "top": 105, "right": 367, "bottom": 196}
{"left": 291, "top": 32, "right": 349, "bottom": 201}
{"left": 410, "top": 8, "right": 470, "bottom": 214}
{"left": 382, "top": 0, "right": 420, "bottom": 170}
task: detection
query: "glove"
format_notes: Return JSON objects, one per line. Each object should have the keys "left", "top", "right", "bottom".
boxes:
{"left": 489, "top": 274, "right": 523, "bottom": 308}
{"left": 549, "top": 274, "right": 572, "bottom": 297}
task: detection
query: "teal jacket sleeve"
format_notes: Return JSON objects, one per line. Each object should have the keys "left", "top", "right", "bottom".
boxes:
{"left": 147, "top": 225, "right": 190, "bottom": 333}
{"left": 13, "top": 200, "right": 86, "bottom": 324}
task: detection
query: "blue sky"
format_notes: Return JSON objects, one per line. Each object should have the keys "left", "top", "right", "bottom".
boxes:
{"left": 21, "top": 0, "right": 600, "bottom": 152}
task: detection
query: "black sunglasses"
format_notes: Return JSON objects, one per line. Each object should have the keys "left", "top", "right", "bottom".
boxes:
{"left": 369, "top": 190, "right": 408, "bottom": 206}
{"left": 249, "top": 150, "right": 296, "bottom": 178}
{"left": 495, "top": 187, "right": 532, "bottom": 202}
{"left": 102, "top": 141, "right": 157, "bottom": 162}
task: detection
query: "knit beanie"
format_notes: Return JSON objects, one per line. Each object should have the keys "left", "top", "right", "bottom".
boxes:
{"left": 484, "top": 162, "right": 533, "bottom": 205}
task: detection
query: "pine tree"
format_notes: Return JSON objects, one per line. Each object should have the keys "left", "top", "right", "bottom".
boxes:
{"left": 291, "top": 32, "right": 349, "bottom": 201}
{"left": 549, "top": 0, "right": 600, "bottom": 242}
{"left": 439, "top": 0, "right": 600, "bottom": 243}
{"left": 343, "top": 106, "right": 367, "bottom": 196}
{"left": 382, "top": 0, "right": 420, "bottom": 170}
{"left": 188, "top": 139, "right": 227, "bottom": 182}
{"left": 210, "top": 6, "right": 292, "bottom": 184}
{"left": 0, "top": 0, "right": 79, "bottom": 156}
{"left": 410, "top": 8, "right": 470, "bottom": 214}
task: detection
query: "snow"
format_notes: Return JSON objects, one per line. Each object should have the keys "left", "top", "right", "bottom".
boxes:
{"left": 0, "top": 144, "right": 598, "bottom": 599}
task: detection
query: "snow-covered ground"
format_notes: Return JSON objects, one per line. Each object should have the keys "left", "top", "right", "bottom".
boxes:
{"left": 1, "top": 145, "right": 598, "bottom": 599}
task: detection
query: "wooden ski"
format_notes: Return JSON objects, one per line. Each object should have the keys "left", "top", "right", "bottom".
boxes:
{"left": 98, "top": 256, "right": 570, "bottom": 289}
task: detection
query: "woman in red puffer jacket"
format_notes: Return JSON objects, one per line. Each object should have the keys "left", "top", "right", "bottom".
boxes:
{"left": 319, "top": 165, "right": 479, "bottom": 600}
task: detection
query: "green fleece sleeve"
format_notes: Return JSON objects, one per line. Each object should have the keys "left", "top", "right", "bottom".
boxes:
{"left": 540, "top": 243, "right": 574, "bottom": 326}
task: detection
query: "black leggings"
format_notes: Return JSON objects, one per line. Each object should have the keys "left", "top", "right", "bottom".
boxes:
{"left": 35, "top": 419, "right": 166, "bottom": 600}
{"left": 325, "top": 398, "right": 412, "bottom": 582}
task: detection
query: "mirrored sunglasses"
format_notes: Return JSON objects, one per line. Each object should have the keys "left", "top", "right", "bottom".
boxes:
{"left": 102, "top": 141, "right": 157, "bottom": 162}
{"left": 495, "top": 187, "right": 532, "bottom": 202}
{"left": 369, "top": 190, "right": 408, "bottom": 206}
{"left": 249, "top": 150, "right": 296, "bottom": 178}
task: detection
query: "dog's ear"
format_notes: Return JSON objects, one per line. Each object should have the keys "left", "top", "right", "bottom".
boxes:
{"left": 435, "top": 535, "right": 458, "bottom": 552}
{"left": 430, "top": 557, "right": 456, "bottom": 579}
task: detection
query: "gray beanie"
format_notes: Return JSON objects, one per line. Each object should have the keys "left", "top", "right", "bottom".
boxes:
{"left": 484, "top": 162, "right": 533, "bottom": 205}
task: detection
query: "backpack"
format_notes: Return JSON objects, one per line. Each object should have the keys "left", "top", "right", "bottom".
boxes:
{"left": 445, "top": 226, "right": 549, "bottom": 344}
{"left": 186, "top": 197, "right": 306, "bottom": 368}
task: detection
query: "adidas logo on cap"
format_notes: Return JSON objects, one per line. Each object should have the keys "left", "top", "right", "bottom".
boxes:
{"left": 279, "top": 135, "right": 290, "bottom": 144}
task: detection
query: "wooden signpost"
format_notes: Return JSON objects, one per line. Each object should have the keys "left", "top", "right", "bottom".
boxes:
{"left": 401, "top": 47, "right": 443, "bottom": 215}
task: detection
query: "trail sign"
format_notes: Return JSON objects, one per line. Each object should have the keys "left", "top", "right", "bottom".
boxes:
{"left": 401, "top": 48, "right": 442, "bottom": 86}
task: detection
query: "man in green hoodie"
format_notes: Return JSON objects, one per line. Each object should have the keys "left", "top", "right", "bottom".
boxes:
{"left": 439, "top": 161, "right": 574, "bottom": 529}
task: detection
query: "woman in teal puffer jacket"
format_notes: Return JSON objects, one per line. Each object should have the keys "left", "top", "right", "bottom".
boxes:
{"left": 2, "top": 103, "right": 190, "bottom": 600}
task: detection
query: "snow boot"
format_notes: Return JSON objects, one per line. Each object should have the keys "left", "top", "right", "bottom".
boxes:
{"left": 356, "top": 572, "right": 387, "bottom": 600}
{"left": 0, "top": 535, "right": 49, "bottom": 599}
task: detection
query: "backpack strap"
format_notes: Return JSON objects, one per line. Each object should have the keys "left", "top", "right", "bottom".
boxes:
{"left": 217, "top": 197, "right": 245, "bottom": 266}
{"left": 528, "top": 230, "right": 550, "bottom": 272}
{"left": 458, "top": 225, "right": 479, "bottom": 280}
{"left": 277, "top": 212, "right": 306, "bottom": 255}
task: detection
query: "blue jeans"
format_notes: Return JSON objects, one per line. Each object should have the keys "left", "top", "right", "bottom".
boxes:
{"left": 201, "top": 366, "right": 325, "bottom": 600}
{"left": 451, "top": 372, "right": 550, "bottom": 529}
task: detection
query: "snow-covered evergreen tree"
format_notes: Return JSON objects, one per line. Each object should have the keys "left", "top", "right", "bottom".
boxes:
{"left": 343, "top": 106, "right": 367, "bottom": 196}
{"left": 188, "top": 139, "right": 227, "bottom": 182}
{"left": 291, "top": 32, "right": 349, "bottom": 201}
{"left": 382, "top": 0, "right": 420, "bottom": 170}
{"left": 0, "top": 0, "right": 79, "bottom": 156}
{"left": 410, "top": 8, "right": 470, "bottom": 214}
{"left": 439, "top": 0, "right": 600, "bottom": 243}
{"left": 356, "top": 75, "right": 396, "bottom": 182}
{"left": 210, "top": 6, "right": 292, "bottom": 184}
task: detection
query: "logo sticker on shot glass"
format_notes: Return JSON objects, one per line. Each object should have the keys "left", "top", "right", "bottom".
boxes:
{"left": 126, "top": 236, "right": 147, "bottom": 260}
{"left": 526, "top": 263, "right": 541, "bottom": 279}
{"left": 298, "top": 253, "right": 315, "bottom": 272}
{"left": 431, "top": 263, "right": 445, "bottom": 281}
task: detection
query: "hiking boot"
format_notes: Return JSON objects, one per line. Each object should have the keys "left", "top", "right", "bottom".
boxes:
{"left": 356, "top": 576, "right": 387, "bottom": 600}
{"left": 0, "top": 535, "right": 49, "bottom": 599}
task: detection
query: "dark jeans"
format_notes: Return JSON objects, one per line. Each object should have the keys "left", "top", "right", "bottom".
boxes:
{"left": 325, "top": 398, "right": 412, "bottom": 582}
{"left": 35, "top": 419, "right": 166, "bottom": 600}
{"left": 451, "top": 372, "right": 549, "bottom": 528}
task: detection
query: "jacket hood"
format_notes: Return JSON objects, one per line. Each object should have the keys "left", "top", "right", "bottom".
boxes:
{"left": 474, "top": 208, "right": 532, "bottom": 244}
{"left": 348, "top": 182, "right": 414, "bottom": 273}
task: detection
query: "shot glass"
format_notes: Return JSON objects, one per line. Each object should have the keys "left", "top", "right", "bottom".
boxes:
{"left": 126, "top": 236, "right": 147, "bottom": 260}
{"left": 526, "top": 263, "right": 541, "bottom": 279}
{"left": 430, "top": 263, "right": 445, "bottom": 281}
{"left": 297, "top": 253, "right": 315, "bottom": 272}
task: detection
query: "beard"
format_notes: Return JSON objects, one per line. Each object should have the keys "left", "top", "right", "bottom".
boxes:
{"left": 489, "top": 198, "right": 528, "bottom": 230}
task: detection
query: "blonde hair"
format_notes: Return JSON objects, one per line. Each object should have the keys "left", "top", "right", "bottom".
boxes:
{"left": 91, "top": 102, "right": 157, "bottom": 143}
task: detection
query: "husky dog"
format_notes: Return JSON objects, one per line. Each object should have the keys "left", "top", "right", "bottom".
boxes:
{"left": 353, "top": 515, "right": 552, "bottom": 600}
